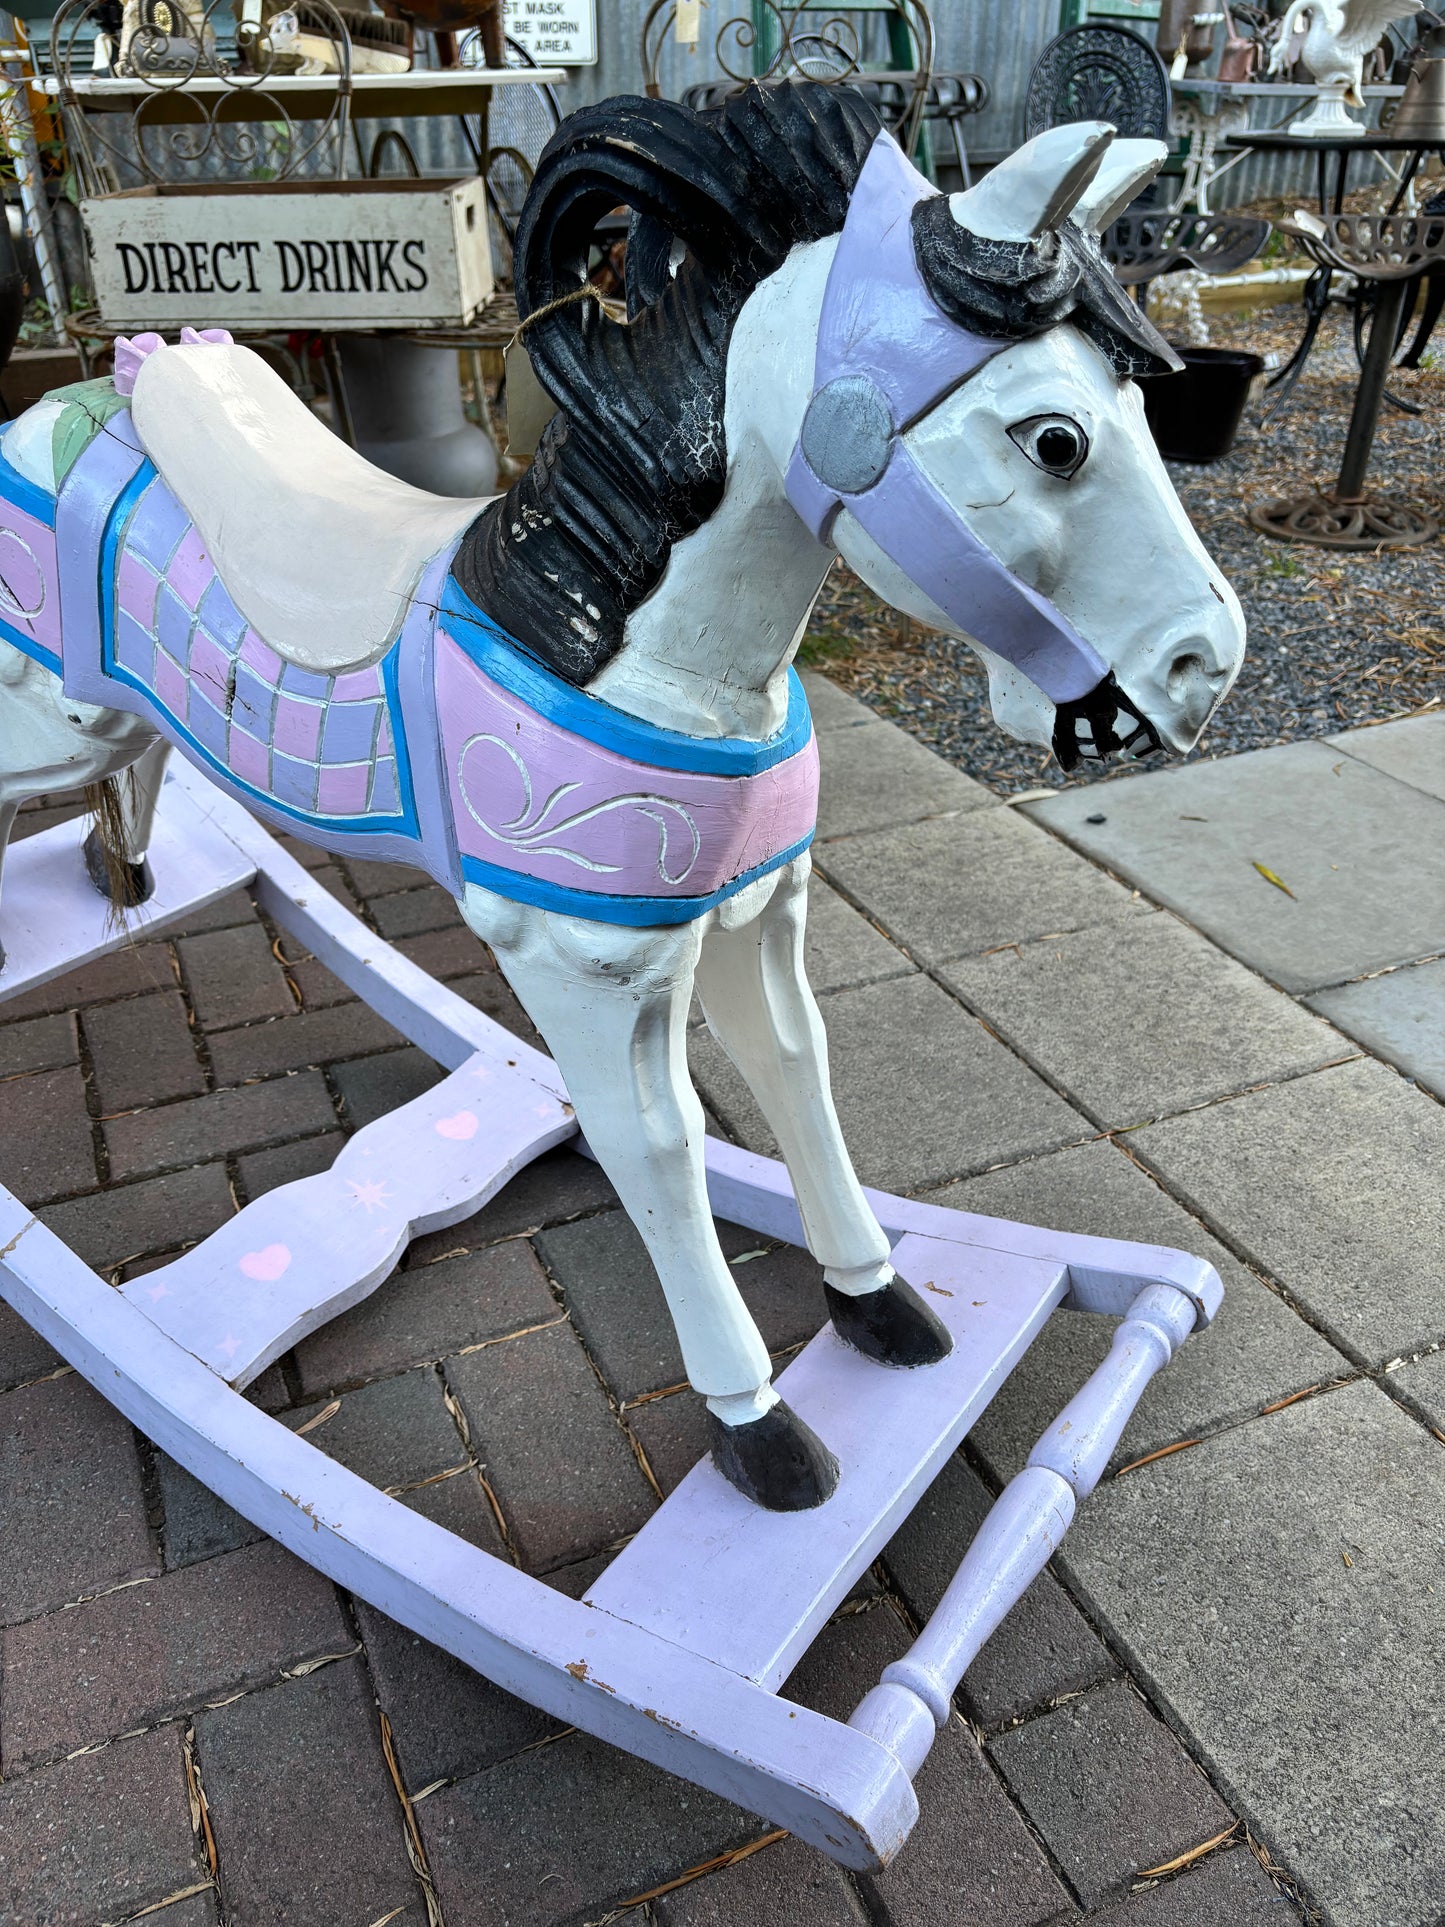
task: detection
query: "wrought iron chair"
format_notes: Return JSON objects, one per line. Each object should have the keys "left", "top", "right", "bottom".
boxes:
{"left": 1104, "top": 209, "right": 1272, "bottom": 291}
{"left": 643, "top": 0, "right": 930, "bottom": 139}
{"left": 457, "top": 30, "right": 562, "bottom": 283}
{"left": 1027, "top": 23, "right": 1174, "bottom": 207}
{"left": 1397, "top": 185, "right": 1445, "bottom": 366}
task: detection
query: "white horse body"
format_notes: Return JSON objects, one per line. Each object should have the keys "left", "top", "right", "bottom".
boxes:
{"left": 0, "top": 100, "right": 1244, "bottom": 1507}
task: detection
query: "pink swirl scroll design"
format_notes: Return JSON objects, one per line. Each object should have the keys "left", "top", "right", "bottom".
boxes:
{"left": 455, "top": 733, "right": 703, "bottom": 886}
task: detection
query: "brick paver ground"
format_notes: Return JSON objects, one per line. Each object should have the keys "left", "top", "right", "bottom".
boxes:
{"left": 1, "top": 688, "right": 1439, "bottom": 1927}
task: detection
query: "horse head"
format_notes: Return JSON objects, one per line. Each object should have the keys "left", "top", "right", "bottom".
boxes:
{"left": 457, "top": 85, "right": 1243, "bottom": 772}
{"left": 786, "top": 120, "right": 1246, "bottom": 771}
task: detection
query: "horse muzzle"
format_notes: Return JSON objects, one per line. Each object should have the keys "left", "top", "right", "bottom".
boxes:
{"left": 1050, "top": 673, "right": 1164, "bottom": 773}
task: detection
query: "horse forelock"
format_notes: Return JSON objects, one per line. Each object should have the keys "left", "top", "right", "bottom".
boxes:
{"left": 911, "top": 197, "right": 1179, "bottom": 381}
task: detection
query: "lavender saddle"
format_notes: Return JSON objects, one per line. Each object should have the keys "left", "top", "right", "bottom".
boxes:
{"left": 3, "top": 337, "right": 818, "bottom": 926}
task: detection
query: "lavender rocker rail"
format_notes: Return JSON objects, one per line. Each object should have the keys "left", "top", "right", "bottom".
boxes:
{"left": 0, "top": 760, "right": 1222, "bottom": 1868}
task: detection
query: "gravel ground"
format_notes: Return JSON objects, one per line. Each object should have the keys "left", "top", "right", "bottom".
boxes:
{"left": 803, "top": 296, "right": 1445, "bottom": 795}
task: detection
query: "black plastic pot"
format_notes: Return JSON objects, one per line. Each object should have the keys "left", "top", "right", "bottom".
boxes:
{"left": 1142, "top": 345, "right": 1264, "bottom": 464}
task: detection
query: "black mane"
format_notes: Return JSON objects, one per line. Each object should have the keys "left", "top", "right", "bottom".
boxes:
{"left": 451, "top": 82, "right": 1176, "bottom": 687}
{"left": 451, "top": 81, "right": 881, "bottom": 684}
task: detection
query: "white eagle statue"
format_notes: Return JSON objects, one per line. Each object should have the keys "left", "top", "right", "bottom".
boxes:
{"left": 1270, "top": 0, "right": 1423, "bottom": 133}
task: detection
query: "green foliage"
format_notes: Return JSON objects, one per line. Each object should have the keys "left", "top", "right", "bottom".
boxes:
{"left": 795, "top": 628, "right": 856, "bottom": 668}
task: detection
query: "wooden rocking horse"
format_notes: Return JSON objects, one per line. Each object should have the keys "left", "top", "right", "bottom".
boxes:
{"left": 0, "top": 83, "right": 1244, "bottom": 1863}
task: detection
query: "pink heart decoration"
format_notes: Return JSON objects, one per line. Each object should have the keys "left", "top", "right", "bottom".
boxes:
{"left": 239, "top": 1243, "right": 291, "bottom": 1283}
{"left": 435, "top": 1110, "right": 479, "bottom": 1141}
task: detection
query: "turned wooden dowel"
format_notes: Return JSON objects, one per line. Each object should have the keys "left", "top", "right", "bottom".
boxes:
{"left": 849, "top": 1282, "right": 1202, "bottom": 1775}
{"left": 1027, "top": 1284, "right": 1198, "bottom": 1500}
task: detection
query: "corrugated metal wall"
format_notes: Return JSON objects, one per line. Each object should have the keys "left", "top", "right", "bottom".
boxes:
{"left": 51, "top": 2, "right": 1382, "bottom": 210}
{"left": 532, "top": 0, "right": 1375, "bottom": 209}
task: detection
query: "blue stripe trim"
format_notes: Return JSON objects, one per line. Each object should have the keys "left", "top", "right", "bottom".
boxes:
{"left": 458, "top": 833, "right": 814, "bottom": 927}
{"left": 378, "top": 629, "right": 421, "bottom": 836}
{"left": 0, "top": 446, "right": 58, "bottom": 529}
{"left": 99, "top": 468, "right": 421, "bottom": 844}
{"left": 440, "top": 574, "right": 812, "bottom": 778}
{"left": 0, "top": 616, "right": 60, "bottom": 675}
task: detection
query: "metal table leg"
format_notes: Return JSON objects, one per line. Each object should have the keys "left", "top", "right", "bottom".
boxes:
{"left": 1261, "top": 264, "right": 1335, "bottom": 422}
{"left": 1250, "top": 274, "right": 1437, "bottom": 549}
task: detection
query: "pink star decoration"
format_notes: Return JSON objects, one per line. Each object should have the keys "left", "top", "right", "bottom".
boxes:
{"left": 347, "top": 1178, "right": 392, "bottom": 1213}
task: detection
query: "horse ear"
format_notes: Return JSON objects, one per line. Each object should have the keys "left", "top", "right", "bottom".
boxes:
{"left": 947, "top": 122, "right": 1115, "bottom": 243}
{"left": 1068, "top": 139, "right": 1168, "bottom": 232}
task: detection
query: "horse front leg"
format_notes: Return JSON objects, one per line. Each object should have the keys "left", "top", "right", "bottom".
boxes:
{"left": 693, "top": 858, "right": 952, "bottom": 1370}
{"left": 459, "top": 885, "right": 840, "bottom": 1511}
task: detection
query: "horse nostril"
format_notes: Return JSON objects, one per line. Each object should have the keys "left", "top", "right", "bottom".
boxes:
{"left": 1165, "top": 650, "right": 1226, "bottom": 703}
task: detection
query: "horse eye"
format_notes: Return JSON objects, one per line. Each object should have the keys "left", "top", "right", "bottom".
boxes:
{"left": 1009, "top": 415, "right": 1089, "bottom": 479}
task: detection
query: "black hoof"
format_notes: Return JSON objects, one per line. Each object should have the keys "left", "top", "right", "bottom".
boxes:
{"left": 826, "top": 1275, "right": 954, "bottom": 1369}
{"left": 707, "top": 1399, "right": 839, "bottom": 1512}
{"left": 83, "top": 827, "right": 155, "bottom": 907}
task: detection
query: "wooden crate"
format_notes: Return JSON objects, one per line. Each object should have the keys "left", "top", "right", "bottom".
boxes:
{"left": 81, "top": 176, "right": 493, "bottom": 333}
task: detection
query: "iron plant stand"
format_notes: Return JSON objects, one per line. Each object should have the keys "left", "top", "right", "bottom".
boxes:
{"left": 1249, "top": 214, "right": 1445, "bottom": 550}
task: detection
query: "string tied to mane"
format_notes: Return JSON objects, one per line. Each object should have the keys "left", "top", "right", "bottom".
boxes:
{"left": 506, "top": 279, "right": 628, "bottom": 356}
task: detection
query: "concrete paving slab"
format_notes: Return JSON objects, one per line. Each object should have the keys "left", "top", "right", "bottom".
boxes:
{"left": 1025, "top": 740, "right": 1445, "bottom": 993}
{"left": 799, "top": 668, "right": 876, "bottom": 732}
{"left": 1131, "top": 1059, "right": 1445, "bottom": 1367}
{"left": 1057, "top": 1381, "right": 1445, "bottom": 1927}
{"left": 1306, "top": 958, "right": 1445, "bottom": 1099}
{"left": 928, "top": 1141, "right": 1343, "bottom": 1481}
{"left": 806, "top": 875, "right": 915, "bottom": 994}
{"left": 654, "top": 1833, "right": 869, "bottom": 1926}
{"left": 1328, "top": 712, "right": 1445, "bottom": 805}
{"left": 940, "top": 911, "right": 1346, "bottom": 1128}
{"left": 416, "top": 1727, "right": 760, "bottom": 1927}
{"left": 819, "top": 809, "right": 1145, "bottom": 966}
{"left": 1390, "top": 1349, "right": 1445, "bottom": 1432}
{"left": 815, "top": 720, "right": 994, "bottom": 842}
{"left": 688, "top": 972, "right": 1086, "bottom": 1193}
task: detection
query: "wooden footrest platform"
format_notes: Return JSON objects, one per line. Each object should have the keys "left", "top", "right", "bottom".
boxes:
{"left": 587, "top": 1235, "right": 1068, "bottom": 1691}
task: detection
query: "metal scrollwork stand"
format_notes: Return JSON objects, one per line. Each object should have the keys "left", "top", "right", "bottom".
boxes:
{"left": 640, "top": 1, "right": 935, "bottom": 156}
{"left": 45, "top": 0, "right": 355, "bottom": 196}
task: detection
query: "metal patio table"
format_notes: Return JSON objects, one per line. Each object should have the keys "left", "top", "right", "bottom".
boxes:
{"left": 1224, "top": 130, "right": 1445, "bottom": 416}
{"left": 1169, "top": 76, "right": 1403, "bottom": 213}
{"left": 1249, "top": 212, "right": 1445, "bottom": 550}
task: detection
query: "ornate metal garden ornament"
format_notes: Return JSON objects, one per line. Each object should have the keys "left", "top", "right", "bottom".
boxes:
{"left": 1268, "top": 0, "right": 1423, "bottom": 135}
{"left": 1026, "top": 23, "right": 1171, "bottom": 150}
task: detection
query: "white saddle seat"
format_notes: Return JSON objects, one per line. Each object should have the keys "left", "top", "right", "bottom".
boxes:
{"left": 130, "top": 342, "right": 490, "bottom": 675}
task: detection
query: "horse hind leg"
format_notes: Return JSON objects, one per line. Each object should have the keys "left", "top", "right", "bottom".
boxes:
{"left": 83, "top": 738, "right": 171, "bottom": 908}
{"left": 459, "top": 885, "right": 840, "bottom": 1512}
{"left": 693, "top": 858, "right": 952, "bottom": 1371}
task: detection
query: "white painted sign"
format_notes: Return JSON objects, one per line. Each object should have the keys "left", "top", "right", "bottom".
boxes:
{"left": 81, "top": 177, "right": 493, "bottom": 332}
{"left": 503, "top": 0, "right": 596, "bottom": 66}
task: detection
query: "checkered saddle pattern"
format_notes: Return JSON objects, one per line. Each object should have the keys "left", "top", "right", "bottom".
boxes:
{"left": 110, "top": 467, "right": 405, "bottom": 825}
